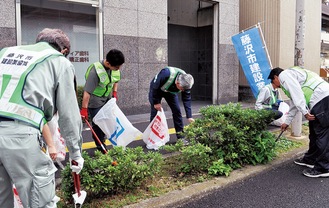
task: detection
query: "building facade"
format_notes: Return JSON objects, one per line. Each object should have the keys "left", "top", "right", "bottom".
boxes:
{"left": 0, "top": 0, "right": 240, "bottom": 115}
{"left": 0, "top": 0, "right": 324, "bottom": 116}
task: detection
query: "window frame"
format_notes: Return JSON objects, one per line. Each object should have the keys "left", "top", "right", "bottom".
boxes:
{"left": 15, "top": 0, "right": 103, "bottom": 59}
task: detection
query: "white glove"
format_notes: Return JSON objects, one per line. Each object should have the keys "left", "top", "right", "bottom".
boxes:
{"left": 70, "top": 157, "right": 84, "bottom": 174}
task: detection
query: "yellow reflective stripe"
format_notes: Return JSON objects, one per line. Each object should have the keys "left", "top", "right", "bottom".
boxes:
{"left": 78, "top": 128, "right": 176, "bottom": 151}
{"left": 0, "top": 101, "right": 43, "bottom": 127}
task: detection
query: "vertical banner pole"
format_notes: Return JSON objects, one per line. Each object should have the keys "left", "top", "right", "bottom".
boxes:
{"left": 231, "top": 24, "right": 272, "bottom": 98}
{"left": 257, "top": 23, "right": 273, "bottom": 69}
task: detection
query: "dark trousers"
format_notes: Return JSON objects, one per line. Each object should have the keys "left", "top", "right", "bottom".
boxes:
{"left": 304, "top": 95, "right": 329, "bottom": 171}
{"left": 149, "top": 89, "right": 184, "bottom": 139}
{"left": 89, "top": 107, "right": 107, "bottom": 154}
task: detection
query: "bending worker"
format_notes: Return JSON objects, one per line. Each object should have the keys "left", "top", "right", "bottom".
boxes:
{"left": 255, "top": 72, "right": 283, "bottom": 121}
{"left": 149, "top": 66, "right": 195, "bottom": 143}
{"left": 80, "top": 49, "right": 125, "bottom": 153}
{"left": 270, "top": 66, "right": 329, "bottom": 178}
{"left": 0, "top": 28, "right": 84, "bottom": 208}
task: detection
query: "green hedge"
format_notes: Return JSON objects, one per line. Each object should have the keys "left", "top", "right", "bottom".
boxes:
{"left": 60, "top": 147, "right": 163, "bottom": 203}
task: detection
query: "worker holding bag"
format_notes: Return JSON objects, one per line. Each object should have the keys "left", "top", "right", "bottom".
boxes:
{"left": 148, "top": 67, "right": 195, "bottom": 144}
{"left": 80, "top": 49, "right": 125, "bottom": 154}
{"left": 0, "top": 28, "right": 84, "bottom": 208}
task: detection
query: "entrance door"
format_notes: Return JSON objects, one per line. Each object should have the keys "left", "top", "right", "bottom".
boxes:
{"left": 168, "top": 0, "right": 214, "bottom": 101}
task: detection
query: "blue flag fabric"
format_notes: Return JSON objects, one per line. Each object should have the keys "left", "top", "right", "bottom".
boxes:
{"left": 231, "top": 26, "right": 271, "bottom": 98}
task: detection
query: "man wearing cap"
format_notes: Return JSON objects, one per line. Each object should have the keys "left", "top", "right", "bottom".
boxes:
{"left": 80, "top": 49, "right": 125, "bottom": 153}
{"left": 255, "top": 72, "right": 283, "bottom": 121}
{"left": 149, "top": 66, "right": 195, "bottom": 143}
{"left": 269, "top": 66, "right": 329, "bottom": 178}
{"left": 0, "top": 28, "right": 84, "bottom": 207}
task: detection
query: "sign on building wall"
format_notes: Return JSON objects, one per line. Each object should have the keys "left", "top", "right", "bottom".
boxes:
{"left": 68, "top": 51, "right": 90, "bottom": 63}
{"left": 231, "top": 26, "right": 272, "bottom": 98}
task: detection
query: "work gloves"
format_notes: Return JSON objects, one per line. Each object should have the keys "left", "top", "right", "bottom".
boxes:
{"left": 70, "top": 157, "right": 84, "bottom": 174}
{"left": 112, "top": 91, "right": 118, "bottom": 101}
{"left": 80, "top": 107, "right": 88, "bottom": 120}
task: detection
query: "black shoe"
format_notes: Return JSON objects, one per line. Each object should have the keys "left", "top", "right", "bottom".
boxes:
{"left": 294, "top": 158, "right": 314, "bottom": 168}
{"left": 303, "top": 168, "right": 329, "bottom": 178}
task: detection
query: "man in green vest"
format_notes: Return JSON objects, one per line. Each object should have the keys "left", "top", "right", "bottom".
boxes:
{"left": 149, "top": 67, "right": 195, "bottom": 144}
{"left": 270, "top": 67, "right": 329, "bottom": 177}
{"left": 255, "top": 73, "right": 283, "bottom": 121}
{"left": 80, "top": 49, "right": 125, "bottom": 153}
{"left": 0, "top": 28, "right": 83, "bottom": 207}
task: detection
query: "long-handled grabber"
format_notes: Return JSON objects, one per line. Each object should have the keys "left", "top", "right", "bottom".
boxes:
{"left": 275, "top": 130, "right": 284, "bottom": 142}
{"left": 83, "top": 117, "right": 108, "bottom": 154}
{"left": 72, "top": 160, "right": 87, "bottom": 208}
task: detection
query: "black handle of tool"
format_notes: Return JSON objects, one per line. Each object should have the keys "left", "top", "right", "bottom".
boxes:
{"left": 275, "top": 131, "right": 284, "bottom": 142}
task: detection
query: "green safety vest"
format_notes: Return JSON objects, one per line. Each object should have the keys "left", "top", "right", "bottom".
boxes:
{"left": 281, "top": 66, "right": 324, "bottom": 106}
{"left": 85, "top": 62, "right": 121, "bottom": 97}
{"left": 0, "top": 42, "right": 62, "bottom": 131}
{"left": 258, "top": 84, "right": 278, "bottom": 109}
{"left": 160, "top": 67, "right": 185, "bottom": 94}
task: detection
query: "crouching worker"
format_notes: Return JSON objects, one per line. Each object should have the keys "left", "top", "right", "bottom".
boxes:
{"left": 0, "top": 28, "right": 84, "bottom": 208}
{"left": 255, "top": 70, "right": 283, "bottom": 122}
{"left": 149, "top": 66, "right": 195, "bottom": 144}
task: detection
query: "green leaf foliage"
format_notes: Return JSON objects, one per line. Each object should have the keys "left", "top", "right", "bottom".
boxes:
{"left": 180, "top": 103, "right": 278, "bottom": 175}
{"left": 60, "top": 147, "right": 163, "bottom": 203}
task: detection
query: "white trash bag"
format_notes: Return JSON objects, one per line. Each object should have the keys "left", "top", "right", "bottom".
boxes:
{"left": 47, "top": 113, "right": 66, "bottom": 162}
{"left": 13, "top": 185, "right": 23, "bottom": 208}
{"left": 142, "top": 108, "right": 170, "bottom": 150}
{"left": 271, "top": 101, "right": 290, "bottom": 127}
{"left": 93, "top": 98, "right": 142, "bottom": 147}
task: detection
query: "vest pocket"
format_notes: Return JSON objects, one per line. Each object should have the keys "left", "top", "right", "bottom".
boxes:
{"left": 30, "top": 164, "right": 57, "bottom": 207}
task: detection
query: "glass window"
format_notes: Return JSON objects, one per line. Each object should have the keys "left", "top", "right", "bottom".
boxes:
{"left": 20, "top": 0, "right": 99, "bottom": 86}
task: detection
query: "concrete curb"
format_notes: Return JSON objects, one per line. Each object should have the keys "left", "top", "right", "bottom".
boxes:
{"left": 124, "top": 136, "right": 309, "bottom": 208}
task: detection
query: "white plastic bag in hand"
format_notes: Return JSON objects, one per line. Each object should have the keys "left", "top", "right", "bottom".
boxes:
{"left": 48, "top": 113, "right": 66, "bottom": 161}
{"left": 142, "top": 109, "right": 170, "bottom": 150}
{"left": 13, "top": 185, "right": 23, "bottom": 208}
{"left": 271, "top": 101, "right": 290, "bottom": 126}
{"left": 93, "top": 98, "right": 142, "bottom": 147}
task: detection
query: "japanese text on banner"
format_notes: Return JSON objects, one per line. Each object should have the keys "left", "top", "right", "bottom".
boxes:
{"left": 232, "top": 26, "right": 272, "bottom": 98}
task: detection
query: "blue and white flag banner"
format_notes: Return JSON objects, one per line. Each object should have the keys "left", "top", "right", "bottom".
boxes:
{"left": 231, "top": 26, "right": 271, "bottom": 98}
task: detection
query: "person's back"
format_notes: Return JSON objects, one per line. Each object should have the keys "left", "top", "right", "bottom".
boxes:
{"left": 0, "top": 28, "right": 83, "bottom": 208}
{"left": 274, "top": 66, "right": 329, "bottom": 177}
{"left": 148, "top": 67, "right": 195, "bottom": 142}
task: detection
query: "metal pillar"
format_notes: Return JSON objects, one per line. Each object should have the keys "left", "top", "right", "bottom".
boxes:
{"left": 213, "top": 3, "right": 219, "bottom": 104}
{"left": 292, "top": 0, "right": 305, "bottom": 137}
